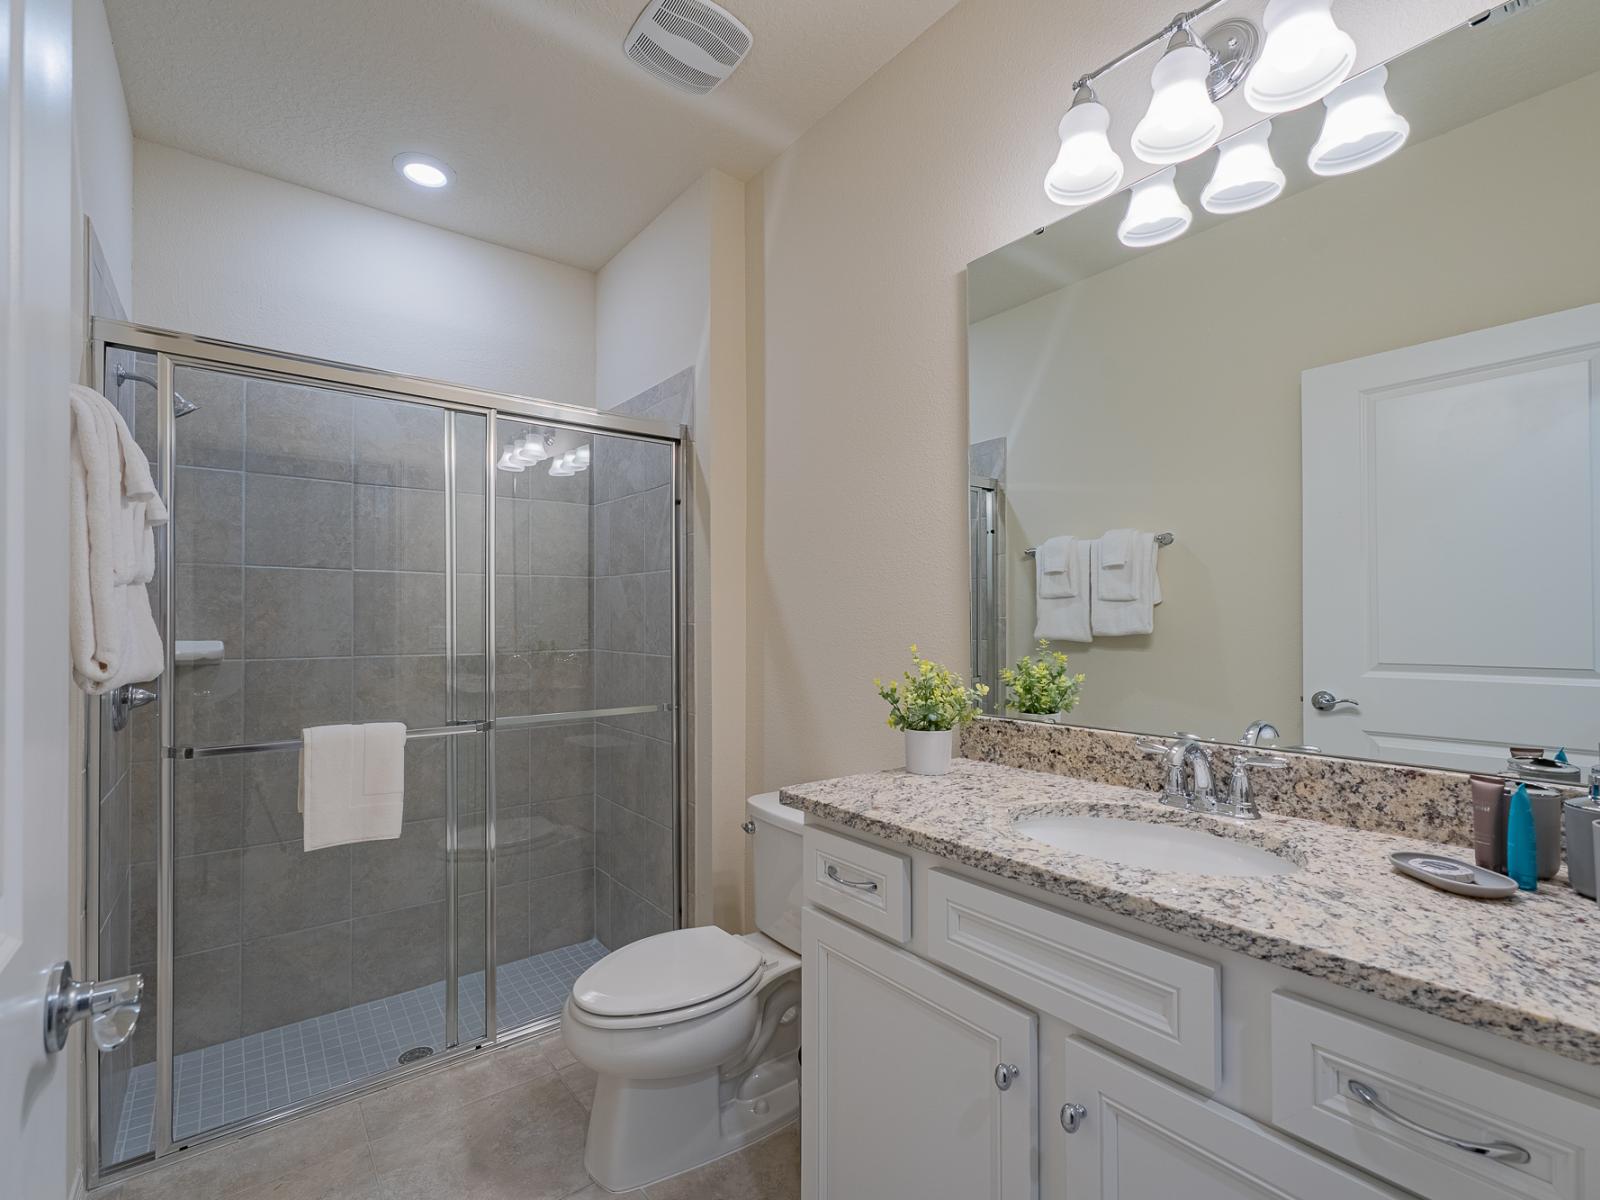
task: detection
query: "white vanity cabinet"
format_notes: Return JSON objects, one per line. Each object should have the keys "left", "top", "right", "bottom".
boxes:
{"left": 801, "top": 908, "right": 1038, "bottom": 1200}
{"left": 798, "top": 822, "right": 1600, "bottom": 1200}
{"left": 1058, "top": 1037, "right": 1398, "bottom": 1199}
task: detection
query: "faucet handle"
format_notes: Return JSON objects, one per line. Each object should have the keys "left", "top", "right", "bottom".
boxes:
{"left": 1225, "top": 754, "right": 1287, "bottom": 819}
{"left": 1135, "top": 738, "right": 1171, "bottom": 755}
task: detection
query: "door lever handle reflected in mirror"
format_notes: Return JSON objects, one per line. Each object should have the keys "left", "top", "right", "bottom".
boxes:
{"left": 1310, "top": 690, "right": 1358, "bottom": 713}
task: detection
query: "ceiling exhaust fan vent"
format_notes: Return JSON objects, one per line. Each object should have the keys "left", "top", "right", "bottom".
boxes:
{"left": 625, "top": 0, "right": 753, "bottom": 94}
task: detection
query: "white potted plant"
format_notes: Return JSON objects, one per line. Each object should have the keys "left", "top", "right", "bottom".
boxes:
{"left": 875, "top": 645, "right": 987, "bottom": 776}
{"left": 1001, "top": 640, "right": 1086, "bottom": 723}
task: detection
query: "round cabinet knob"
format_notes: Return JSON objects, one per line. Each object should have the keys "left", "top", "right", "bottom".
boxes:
{"left": 1060, "top": 1102, "right": 1087, "bottom": 1134}
{"left": 994, "top": 1063, "right": 1021, "bottom": 1091}
{"left": 1310, "top": 690, "right": 1359, "bottom": 712}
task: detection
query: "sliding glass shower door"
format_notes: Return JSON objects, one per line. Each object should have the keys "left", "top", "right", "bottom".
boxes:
{"left": 488, "top": 417, "right": 678, "bottom": 1035}
{"left": 89, "top": 324, "right": 683, "bottom": 1180}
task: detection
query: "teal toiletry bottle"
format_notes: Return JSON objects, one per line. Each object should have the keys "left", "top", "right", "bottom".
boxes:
{"left": 1506, "top": 783, "right": 1538, "bottom": 891}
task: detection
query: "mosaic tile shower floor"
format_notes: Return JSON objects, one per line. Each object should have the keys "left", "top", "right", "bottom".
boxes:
{"left": 111, "top": 938, "right": 607, "bottom": 1163}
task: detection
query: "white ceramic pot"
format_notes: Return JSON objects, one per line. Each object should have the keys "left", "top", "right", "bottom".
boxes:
{"left": 905, "top": 729, "right": 954, "bottom": 776}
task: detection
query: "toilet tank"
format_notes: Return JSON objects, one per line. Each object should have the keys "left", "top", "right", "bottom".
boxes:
{"left": 747, "top": 792, "right": 804, "bottom": 953}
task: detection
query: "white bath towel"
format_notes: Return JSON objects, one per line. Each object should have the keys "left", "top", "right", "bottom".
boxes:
{"left": 298, "top": 723, "right": 407, "bottom": 851}
{"left": 1035, "top": 536, "right": 1079, "bottom": 600}
{"left": 1034, "top": 538, "right": 1092, "bottom": 643}
{"left": 1090, "top": 533, "right": 1163, "bottom": 637}
{"left": 69, "top": 385, "right": 168, "bottom": 694}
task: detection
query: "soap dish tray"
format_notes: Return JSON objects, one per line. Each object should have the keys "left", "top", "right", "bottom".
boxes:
{"left": 1390, "top": 852, "right": 1519, "bottom": 898}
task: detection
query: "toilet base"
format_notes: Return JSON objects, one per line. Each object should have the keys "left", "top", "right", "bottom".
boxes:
{"left": 583, "top": 1058, "right": 800, "bottom": 1192}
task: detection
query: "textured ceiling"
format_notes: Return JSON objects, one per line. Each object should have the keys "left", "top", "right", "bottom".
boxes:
{"left": 106, "top": 0, "right": 961, "bottom": 269}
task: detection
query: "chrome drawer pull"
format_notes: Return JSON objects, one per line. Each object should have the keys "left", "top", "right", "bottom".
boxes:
{"left": 994, "top": 1063, "right": 1020, "bottom": 1091}
{"left": 825, "top": 864, "right": 878, "bottom": 892}
{"left": 1347, "top": 1080, "right": 1530, "bottom": 1165}
{"left": 1060, "top": 1103, "right": 1087, "bottom": 1134}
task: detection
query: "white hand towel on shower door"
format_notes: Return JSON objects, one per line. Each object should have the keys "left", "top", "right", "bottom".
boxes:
{"left": 298, "top": 723, "right": 407, "bottom": 851}
{"left": 1034, "top": 538, "right": 1092, "bottom": 643}
{"left": 1089, "top": 534, "right": 1163, "bottom": 637}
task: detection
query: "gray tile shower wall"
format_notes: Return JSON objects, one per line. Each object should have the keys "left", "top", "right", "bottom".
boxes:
{"left": 591, "top": 369, "right": 690, "bottom": 947}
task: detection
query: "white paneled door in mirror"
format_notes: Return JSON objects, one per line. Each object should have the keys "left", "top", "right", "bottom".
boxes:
{"left": 1303, "top": 303, "right": 1600, "bottom": 773}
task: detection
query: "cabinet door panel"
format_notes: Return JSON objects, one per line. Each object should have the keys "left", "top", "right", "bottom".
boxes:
{"left": 1060, "top": 1037, "right": 1400, "bottom": 1200}
{"left": 802, "top": 908, "right": 1037, "bottom": 1200}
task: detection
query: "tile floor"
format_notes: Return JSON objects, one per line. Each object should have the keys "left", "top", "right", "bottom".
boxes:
{"left": 98, "top": 1030, "right": 801, "bottom": 1200}
{"left": 112, "top": 940, "right": 609, "bottom": 1163}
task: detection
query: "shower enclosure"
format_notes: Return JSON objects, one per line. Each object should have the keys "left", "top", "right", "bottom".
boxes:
{"left": 87, "top": 321, "right": 686, "bottom": 1183}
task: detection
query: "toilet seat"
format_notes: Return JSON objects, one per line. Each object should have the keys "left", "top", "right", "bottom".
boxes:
{"left": 570, "top": 927, "right": 765, "bottom": 1029}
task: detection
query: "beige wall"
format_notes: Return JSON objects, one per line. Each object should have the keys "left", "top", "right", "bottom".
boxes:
{"left": 597, "top": 171, "right": 749, "bottom": 930}
{"left": 971, "top": 69, "right": 1600, "bottom": 743}
{"left": 745, "top": 0, "right": 1483, "bottom": 792}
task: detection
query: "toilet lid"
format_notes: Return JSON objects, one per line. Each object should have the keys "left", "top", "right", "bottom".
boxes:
{"left": 572, "top": 927, "right": 764, "bottom": 1019}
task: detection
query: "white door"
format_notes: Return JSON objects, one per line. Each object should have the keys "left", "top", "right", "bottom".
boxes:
{"left": 801, "top": 907, "right": 1037, "bottom": 1200}
{"left": 1, "top": 0, "right": 80, "bottom": 1195}
{"left": 1059, "top": 1037, "right": 1400, "bottom": 1199}
{"left": 1303, "top": 304, "right": 1600, "bottom": 772}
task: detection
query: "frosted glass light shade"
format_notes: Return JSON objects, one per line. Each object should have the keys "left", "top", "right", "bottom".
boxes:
{"left": 1244, "top": 0, "right": 1356, "bottom": 113}
{"left": 1309, "top": 66, "right": 1409, "bottom": 176}
{"left": 514, "top": 433, "right": 552, "bottom": 463}
{"left": 1045, "top": 97, "right": 1124, "bottom": 207}
{"left": 1118, "top": 167, "right": 1192, "bottom": 247}
{"left": 1131, "top": 42, "right": 1224, "bottom": 165}
{"left": 1201, "top": 122, "right": 1285, "bottom": 214}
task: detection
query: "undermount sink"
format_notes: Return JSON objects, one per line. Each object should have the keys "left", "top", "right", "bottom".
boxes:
{"left": 1013, "top": 814, "right": 1299, "bottom": 878}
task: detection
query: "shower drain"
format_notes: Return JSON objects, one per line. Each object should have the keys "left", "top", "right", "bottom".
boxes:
{"left": 397, "top": 1046, "right": 436, "bottom": 1065}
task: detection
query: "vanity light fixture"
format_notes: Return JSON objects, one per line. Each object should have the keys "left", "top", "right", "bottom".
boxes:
{"left": 1131, "top": 21, "right": 1226, "bottom": 165}
{"left": 1307, "top": 66, "right": 1409, "bottom": 176}
{"left": 496, "top": 450, "right": 526, "bottom": 472}
{"left": 1243, "top": 0, "right": 1357, "bottom": 113}
{"left": 1201, "top": 122, "right": 1285, "bottom": 214}
{"left": 548, "top": 445, "right": 591, "bottom": 477}
{"left": 394, "top": 153, "right": 452, "bottom": 189}
{"left": 1118, "top": 166, "right": 1192, "bottom": 247}
{"left": 515, "top": 432, "right": 555, "bottom": 464}
{"left": 1045, "top": 83, "right": 1124, "bottom": 207}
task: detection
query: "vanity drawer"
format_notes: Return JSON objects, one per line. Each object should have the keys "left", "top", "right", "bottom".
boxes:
{"left": 803, "top": 826, "right": 911, "bottom": 943}
{"left": 1271, "top": 993, "right": 1600, "bottom": 1200}
{"left": 924, "top": 870, "right": 1220, "bottom": 1091}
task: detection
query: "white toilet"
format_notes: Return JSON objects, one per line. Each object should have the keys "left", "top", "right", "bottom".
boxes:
{"left": 563, "top": 792, "right": 804, "bottom": 1193}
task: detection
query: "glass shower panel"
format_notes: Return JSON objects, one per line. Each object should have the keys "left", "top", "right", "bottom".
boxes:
{"left": 96, "top": 348, "right": 163, "bottom": 1167}
{"left": 159, "top": 368, "right": 486, "bottom": 1144}
{"left": 490, "top": 418, "right": 677, "bottom": 1034}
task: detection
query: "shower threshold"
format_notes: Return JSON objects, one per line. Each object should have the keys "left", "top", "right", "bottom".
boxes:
{"left": 110, "top": 938, "right": 607, "bottom": 1164}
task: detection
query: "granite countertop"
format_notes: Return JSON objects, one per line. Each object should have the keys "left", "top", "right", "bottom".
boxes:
{"left": 781, "top": 759, "right": 1600, "bottom": 1066}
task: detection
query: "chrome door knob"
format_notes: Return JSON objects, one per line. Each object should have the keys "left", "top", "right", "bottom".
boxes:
{"left": 1310, "top": 690, "right": 1358, "bottom": 713}
{"left": 43, "top": 961, "right": 143, "bottom": 1054}
{"left": 994, "top": 1062, "right": 1021, "bottom": 1091}
{"left": 1060, "top": 1102, "right": 1087, "bottom": 1133}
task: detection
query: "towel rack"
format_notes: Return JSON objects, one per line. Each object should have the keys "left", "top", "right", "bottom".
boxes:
{"left": 1024, "top": 532, "right": 1174, "bottom": 558}
{"left": 169, "top": 704, "right": 669, "bottom": 759}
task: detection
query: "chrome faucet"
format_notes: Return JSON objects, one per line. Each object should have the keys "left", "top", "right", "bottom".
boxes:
{"left": 1240, "top": 720, "right": 1280, "bottom": 747}
{"left": 1139, "top": 737, "right": 1216, "bottom": 811}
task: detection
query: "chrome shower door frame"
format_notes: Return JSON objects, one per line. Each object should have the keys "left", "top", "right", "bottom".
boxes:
{"left": 85, "top": 319, "right": 689, "bottom": 1188}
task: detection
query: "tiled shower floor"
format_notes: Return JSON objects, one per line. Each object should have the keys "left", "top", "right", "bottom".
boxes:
{"left": 111, "top": 939, "right": 607, "bottom": 1163}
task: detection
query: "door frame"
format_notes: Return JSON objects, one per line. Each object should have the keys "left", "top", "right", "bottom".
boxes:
{"left": 84, "top": 318, "right": 692, "bottom": 1187}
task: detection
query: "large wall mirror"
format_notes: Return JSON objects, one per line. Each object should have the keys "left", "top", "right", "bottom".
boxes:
{"left": 967, "top": 0, "right": 1600, "bottom": 775}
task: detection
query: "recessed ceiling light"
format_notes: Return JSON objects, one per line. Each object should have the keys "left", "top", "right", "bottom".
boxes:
{"left": 394, "top": 153, "right": 451, "bottom": 189}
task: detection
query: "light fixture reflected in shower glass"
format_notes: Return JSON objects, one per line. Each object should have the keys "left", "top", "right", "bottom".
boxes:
{"left": 1244, "top": 0, "right": 1356, "bottom": 113}
{"left": 1201, "top": 122, "right": 1285, "bottom": 214}
{"left": 515, "top": 432, "right": 554, "bottom": 463}
{"left": 1308, "top": 66, "right": 1409, "bottom": 176}
{"left": 1118, "top": 166, "right": 1192, "bottom": 247}
{"left": 1045, "top": 84, "right": 1124, "bottom": 207}
{"left": 1131, "top": 25, "right": 1224, "bottom": 165}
